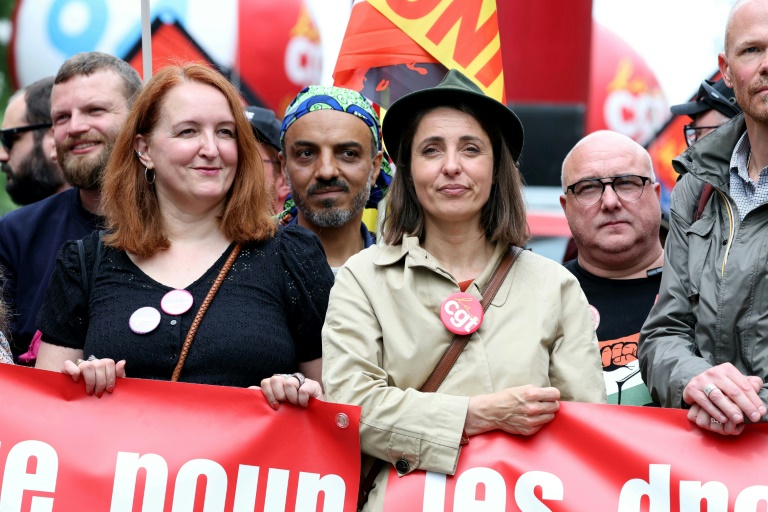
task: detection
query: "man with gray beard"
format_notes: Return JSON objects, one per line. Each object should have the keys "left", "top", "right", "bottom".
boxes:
{"left": 278, "top": 85, "right": 390, "bottom": 273}
{"left": 0, "top": 52, "right": 141, "bottom": 362}
{"left": 0, "top": 77, "right": 67, "bottom": 205}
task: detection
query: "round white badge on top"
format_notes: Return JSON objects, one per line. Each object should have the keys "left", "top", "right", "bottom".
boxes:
{"left": 129, "top": 307, "right": 161, "bottom": 334}
{"left": 589, "top": 305, "right": 601, "bottom": 330}
{"left": 161, "top": 289, "right": 194, "bottom": 316}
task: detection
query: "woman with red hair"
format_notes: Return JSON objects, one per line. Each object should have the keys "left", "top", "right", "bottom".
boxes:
{"left": 35, "top": 64, "right": 331, "bottom": 401}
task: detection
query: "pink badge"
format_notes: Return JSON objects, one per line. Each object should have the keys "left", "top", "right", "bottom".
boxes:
{"left": 129, "top": 307, "right": 161, "bottom": 334}
{"left": 589, "top": 305, "right": 601, "bottom": 330}
{"left": 440, "top": 292, "right": 484, "bottom": 335}
{"left": 161, "top": 289, "right": 194, "bottom": 316}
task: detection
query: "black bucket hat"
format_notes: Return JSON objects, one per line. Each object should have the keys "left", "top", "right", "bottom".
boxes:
{"left": 670, "top": 78, "right": 742, "bottom": 120}
{"left": 382, "top": 69, "right": 524, "bottom": 164}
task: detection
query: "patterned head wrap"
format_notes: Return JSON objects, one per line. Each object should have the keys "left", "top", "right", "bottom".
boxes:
{"left": 277, "top": 85, "right": 394, "bottom": 226}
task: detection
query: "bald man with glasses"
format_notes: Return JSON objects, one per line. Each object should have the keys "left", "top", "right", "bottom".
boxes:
{"left": 560, "top": 130, "right": 662, "bottom": 406}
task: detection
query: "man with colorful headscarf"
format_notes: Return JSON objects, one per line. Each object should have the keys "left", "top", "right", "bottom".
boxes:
{"left": 278, "top": 85, "right": 393, "bottom": 274}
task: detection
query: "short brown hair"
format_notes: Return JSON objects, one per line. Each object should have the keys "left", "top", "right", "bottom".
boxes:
{"left": 23, "top": 76, "right": 54, "bottom": 144}
{"left": 54, "top": 52, "right": 142, "bottom": 106}
{"left": 383, "top": 104, "right": 529, "bottom": 246}
{"left": 101, "top": 63, "right": 277, "bottom": 257}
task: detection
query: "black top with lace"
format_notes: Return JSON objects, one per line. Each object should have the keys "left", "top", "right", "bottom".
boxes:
{"left": 37, "top": 225, "right": 334, "bottom": 387}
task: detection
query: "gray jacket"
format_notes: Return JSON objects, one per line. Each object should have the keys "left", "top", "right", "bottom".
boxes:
{"left": 639, "top": 113, "right": 768, "bottom": 416}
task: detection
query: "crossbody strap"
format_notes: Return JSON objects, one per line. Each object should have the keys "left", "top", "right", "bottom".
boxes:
{"left": 358, "top": 245, "right": 522, "bottom": 509}
{"left": 171, "top": 243, "right": 242, "bottom": 382}
{"left": 77, "top": 230, "right": 105, "bottom": 302}
{"left": 420, "top": 245, "right": 522, "bottom": 393}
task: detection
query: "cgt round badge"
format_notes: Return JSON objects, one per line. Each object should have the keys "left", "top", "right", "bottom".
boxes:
{"left": 440, "top": 292, "right": 483, "bottom": 335}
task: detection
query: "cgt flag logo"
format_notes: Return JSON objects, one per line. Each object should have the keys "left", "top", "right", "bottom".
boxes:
{"left": 366, "top": 0, "right": 505, "bottom": 101}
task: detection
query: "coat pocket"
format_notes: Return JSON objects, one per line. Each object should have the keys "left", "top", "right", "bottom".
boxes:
{"left": 685, "top": 216, "right": 715, "bottom": 299}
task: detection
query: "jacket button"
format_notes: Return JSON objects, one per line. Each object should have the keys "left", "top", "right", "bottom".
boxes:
{"left": 395, "top": 459, "right": 410, "bottom": 474}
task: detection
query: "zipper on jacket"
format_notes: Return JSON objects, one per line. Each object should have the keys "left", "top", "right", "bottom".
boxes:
{"left": 716, "top": 189, "right": 734, "bottom": 277}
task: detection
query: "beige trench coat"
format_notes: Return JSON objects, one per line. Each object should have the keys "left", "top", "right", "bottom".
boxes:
{"left": 322, "top": 237, "right": 606, "bottom": 510}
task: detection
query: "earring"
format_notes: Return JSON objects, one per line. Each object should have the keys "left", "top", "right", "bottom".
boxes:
{"left": 145, "top": 167, "right": 156, "bottom": 185}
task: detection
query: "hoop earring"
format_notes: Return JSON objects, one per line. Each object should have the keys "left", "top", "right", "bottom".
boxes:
{"left": 145, "top": 167, "right": 156, "bottom": 185}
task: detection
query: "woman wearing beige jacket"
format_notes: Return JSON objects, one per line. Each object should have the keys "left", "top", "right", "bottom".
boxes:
{"left": 322, "top": 70, "right": 606, "bottom": 510}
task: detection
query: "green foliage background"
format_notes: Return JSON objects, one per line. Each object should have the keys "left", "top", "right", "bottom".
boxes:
{"left": 0, "top": 0, "right": 17, "bottom": 215}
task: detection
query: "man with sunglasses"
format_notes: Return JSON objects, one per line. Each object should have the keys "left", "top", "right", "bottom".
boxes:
{"left": 0, "top": 52, "right": 141, "bottom": 363}
{"left": 670, "top": 78, "right": 741, "bottom": 148}
{"left": 560, "top": 130, "right": 662, "bottom": 406}
{"left": 0, "top": 77, "right": 67, "bottom": 205}
{"left": 640, "top": 0, "right": 768, "bottom": 436}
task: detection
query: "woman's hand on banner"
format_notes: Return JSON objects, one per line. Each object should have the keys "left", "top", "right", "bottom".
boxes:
{"left": 253, "top": 373, "right": 324, "bottom": 410}
{"left": 62, "top": 356, "right": 127, "bottom": 397}
{"left": 464, "top": 384, "right": 561, "bottom": 437}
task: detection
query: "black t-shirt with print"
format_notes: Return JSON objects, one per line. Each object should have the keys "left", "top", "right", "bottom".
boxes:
{"left": 564, "top": 259, "right": 661, "bottom": 406}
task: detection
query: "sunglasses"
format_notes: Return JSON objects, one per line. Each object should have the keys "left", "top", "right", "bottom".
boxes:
{"left": 697, "top": 80, "right": 741, "bottom": 118}
{"left": 0, "top": 123, "right": 52, "bottom": 151}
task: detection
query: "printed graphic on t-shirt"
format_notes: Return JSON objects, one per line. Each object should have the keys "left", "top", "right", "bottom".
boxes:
{"left": 564, "top": 259, "right": 659, "bottom": 406}
{"left": 598, "top": 332, "right": 653, "bottom": 405}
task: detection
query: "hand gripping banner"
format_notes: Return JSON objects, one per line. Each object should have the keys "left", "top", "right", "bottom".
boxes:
{"left": 382, "top": 402, "right": 768, "bottom": 512}
{"left": 4, "top": 362, "right": 768, "bottom": 511}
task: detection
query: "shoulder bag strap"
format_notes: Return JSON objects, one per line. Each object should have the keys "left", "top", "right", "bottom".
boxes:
{"left": 358, "top": 245, "right": 523, "bottom": 509}
{"left": 171, "top": 243, "right": 241, "bottom": 382}
{"left": 694, "top": 183, "right": 715, "bottom": 222}
{"left": 77, "top": 230, "right": 106, "bottom": 301}
{"left": 420, "top": 245, "right": 522, "bottom": 393}
{"left": 77, "top": 239, "right": 88, "bottom": 293}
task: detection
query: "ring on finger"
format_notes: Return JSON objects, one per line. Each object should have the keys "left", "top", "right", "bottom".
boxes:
{"left": 291, "top": 372, "right": 306, "bottom": 387}
{"left": 75, "top": 359, "right": 85, "bottom": 366}
{"left": 711, "top": 418, "right": 722, "bottom": 425}
{"left": 87, "top": 355, "right": 98, "bottom": 362}
{"left": 703, "top": 383, "right": 718, "bottom": 398}
{"left": 273, "top": 373, "right": 300, "bottom": 385}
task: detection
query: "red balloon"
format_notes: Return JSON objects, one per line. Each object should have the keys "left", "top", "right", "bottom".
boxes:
{"left": 587, "top": 23, "right": 668, "bottom": 145}
{"left": 237, "top": 0, "right": 323, "bottom": 116}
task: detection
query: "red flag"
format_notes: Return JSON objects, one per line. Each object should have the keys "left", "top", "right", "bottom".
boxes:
{"left": 334, "top": 1, "right": 444, "bottom": 109}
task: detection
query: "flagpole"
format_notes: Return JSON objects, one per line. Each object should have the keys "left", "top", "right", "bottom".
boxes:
{"left": 140, "top": 0, "right": 152, "bottom": 83}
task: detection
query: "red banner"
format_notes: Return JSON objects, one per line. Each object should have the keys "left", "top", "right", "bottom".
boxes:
{"left": 383, "top": 402, "right": 768, "bottom": 511}
{"left": 6, "top": 364, "right": 768, "bottom": 511}
{"left": 0, "top": 365, "right": 360, "bottom": 511}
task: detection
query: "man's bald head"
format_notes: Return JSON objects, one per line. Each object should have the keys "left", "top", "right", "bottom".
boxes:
{"left": 725, "top": 0, "right": 754, "bottom": 55}
{"left": 561, "top": 130, "right": 654, "bottom": 190}
{"left": 560, "top": 130, "right": 662, "bottom": 277}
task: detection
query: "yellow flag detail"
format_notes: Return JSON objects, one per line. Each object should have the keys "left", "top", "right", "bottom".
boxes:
{"left": 367, "top": 0, "right": 504, "bottom": 101}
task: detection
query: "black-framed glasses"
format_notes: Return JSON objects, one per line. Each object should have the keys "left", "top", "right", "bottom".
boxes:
{"left": 683, "top": 124, "right": 721, "bottom": 147}
{"left": 565, "top": 174, "right": 653, "bottom": 206}
{"left": 0, "top": 123, "right": 52, "bottom": 151}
